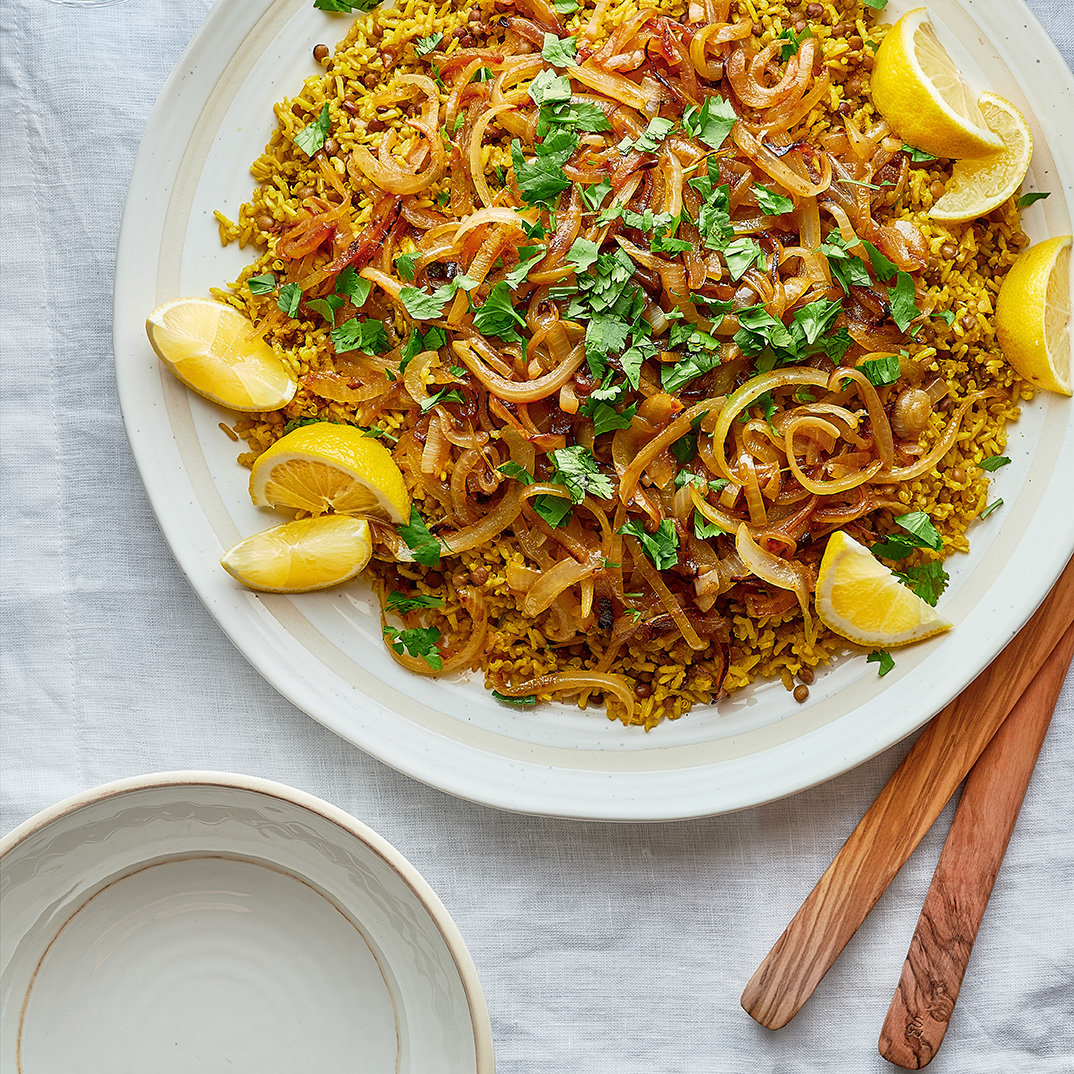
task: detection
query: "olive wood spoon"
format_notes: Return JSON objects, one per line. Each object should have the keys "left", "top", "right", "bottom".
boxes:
{"left": 878, "top": 619, "right": 1074, "bottom": 1068}
{"left": 741, "top": 555, "right": 1074, "bottom": 1030}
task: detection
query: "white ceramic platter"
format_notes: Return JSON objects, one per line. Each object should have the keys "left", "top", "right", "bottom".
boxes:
{"left": 113, "top": 0, "right": 1074, "bottom": 820}
{"left": 0, "top": 773, "right": 494, "bottom": 1073}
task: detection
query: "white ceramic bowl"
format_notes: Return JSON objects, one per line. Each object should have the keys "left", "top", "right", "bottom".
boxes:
{"left": 0, "top": 773, "right": 494, "bottom": 1074}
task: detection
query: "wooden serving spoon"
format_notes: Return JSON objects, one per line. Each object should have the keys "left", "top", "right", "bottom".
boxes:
{"left": 878, "top": 619, "right": 1074, "bottom": 1068}
{"left": 741, "top": 555, "right": 1074, "bottom": 1030}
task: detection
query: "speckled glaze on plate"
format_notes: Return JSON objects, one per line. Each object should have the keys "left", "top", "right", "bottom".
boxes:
{"left": 0, "top": 773, "right": 494, "bottom": 1073}
{"left": 112, "top": 0, "right": 1074, "bottom": 819}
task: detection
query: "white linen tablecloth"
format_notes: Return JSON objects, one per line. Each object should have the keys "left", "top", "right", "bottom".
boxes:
{"left": 2, "top": 1, "right": 1072, "bottom": 1070}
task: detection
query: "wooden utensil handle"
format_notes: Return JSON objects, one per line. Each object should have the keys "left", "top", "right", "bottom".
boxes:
{"left": 878, "top": 620, "right": 1074, "bottom": 1069}
{"left": 741, "top": 556, "right": 1074, "bottom": 1031}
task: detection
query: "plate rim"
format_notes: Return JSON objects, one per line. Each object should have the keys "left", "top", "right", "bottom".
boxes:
{"left": 112, "top": 0, "right": 1074, "bottom": 821}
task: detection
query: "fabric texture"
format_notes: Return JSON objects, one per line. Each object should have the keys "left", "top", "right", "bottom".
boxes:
{"left": 2, "top": 1, "right": 1072, "bottom": 1070}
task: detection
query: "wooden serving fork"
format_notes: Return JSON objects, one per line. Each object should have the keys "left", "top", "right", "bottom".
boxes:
{"left": 741, "top": 556, "right": 1074, "bottom": 1031}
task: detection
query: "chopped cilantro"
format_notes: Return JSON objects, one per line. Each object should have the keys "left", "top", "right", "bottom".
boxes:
{"left": 693, "top": 510, "right": 724, "bottom": 540}
{"left": 549, "top": 445, "right": 616, "bottom": 503}
{"left": 398, "top": 506, "right": 442, "bottom": 567}
{"left": 399, "top": 286, "right": 448, "bottom": 320}
{"left": 491, "top": 690, "right": 537, "bottom": 706}
{"left": 632, "top": 116, "right": 675, "bottom": 154}
{"left": 382, "top": 624, "right": 442, "bottom": 670}
{"left": 862, "top": 0, "right": 888, "bottom": 8}
{"left": 755, "top": 184, "right": 795, "bottom": 215}
{"left": 314, "top": 0, "right": 378, "bottom": 10}
{"left": 277, "top": 282, "right": 303, "bottom": 317}
{"left": 395, "top": 252, "right": 418, "bottom": 281}
{"left": 867, "top": 650, "right": 895, "bottom": 676}
{"left": 334, "top": 265, "right": 370, "bottom": 305}
{"left": 821, "top": 231, "right": 872, "bottom": 291}
{"left": 527, "top": 68, "right": 572, "bottom": 108}
{"left": 661, "top": 345, "right": 720, "bottom": 393}
{"left": 307, "top": 293, "right": 345, "bottom": 323}
{"left": 794, "top": 297, "right": 842, "bottom": 345}
{"left": 1017, "top": 191, "right": 1050, "bottom": 208}
{"left": 682, "top": 96, "right": 737, "bottom": 150}
{"left": 541, "top": 32, "right": 579, "bottom": 67}
{"left": 566, "top": 237, "right": 601, "bottom": 273}
{"left": 979, "top": 498, "right": 1004, "bottom": 519}
{"left": 293, "top": 102, "right": 332, "bottom": 156}
{"left": 580, "top": 177, "right": 612, "bottom": 210}
{"left": 553, "top": 0, "right": 579, "bottom": 11}
{"left": 331, "top": 317, "right": 389, "bottom": 355}
{"left": 420, "top": 387, "right": 465, "bottom": 412}
{"left": 619, "top": 519, "right": 680, "bottom": 570}
{"left": 582, "top": 398, "right": 636, "bottom": 436}
{"left": 777, "top": 24, "right": 812, "bottom": 62}
{"left": 386, "top": 590, "right": 444, "bottom": 614}
{"left": 414, "top": 32, "right": 442, "bottom": 56}
{"left": 979, "top": 455, "right": 1011, "bottom": 472}
{"left": 859, "top": 353, "right": 902, "bottom": 386}
{"left": 504, "top": 245, "right": 547, "bottom": 288}
{"left": 934, "top": 308, "right": 957, "bottom": 326}
{"left": 510, "top": 131, "right": 576, "bottom": 209}
{"left": 247, "top": 273, "right": 276, "bottom": 295}
{"left": 861, "top": 239, "right": 899, "bottom": 283}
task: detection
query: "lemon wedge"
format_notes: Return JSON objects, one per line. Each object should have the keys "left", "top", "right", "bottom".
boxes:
{"left": 249, "top": 421, "right": 411, "bottom": 523}
{"left": 815, "top": 531, "right": 952, "bottom": 648}
{"left": 221, "top": 515, "right": 372, "bottom": 593}
{"left": 929, "top": 94, "right": 1033, "bottom": 222}
{"left": 872, "top": 8, "right": 1003, "bottom": 161}
{"left": 146, "top": 297, "right": 297, "bottom": 411}
{"left": 995, "top": 236, "right": 1072, "bottom": 396}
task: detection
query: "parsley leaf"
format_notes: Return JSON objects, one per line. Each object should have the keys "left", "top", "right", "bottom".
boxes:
{"left": 382, "top": 624, "right": 443, "bottom": 670}
{"left": 247, "top": 273, "right": 276, "bottom": 295}
{"left": 549, "top": 445, "right": 615, "bottom": 503}
{"left": 723, "top": 237, "right": 765, "bottom": 280}
{"left": 979, "top": 455, "right": 1011, "bottom": 472}
{"left": 472, "top": 281, "right": 527, "bottom": 341}
{"left": 755, "top": 184, "right": 795, "bottom": 215}
{"left": 277, "top": 282, "right": 303, "bottom": 317}
{"left": 398, "top": 506, "right": 442, "bottom": 567}
{"left": 510, "top": 134, "right": 576, "bottom": 209}
{"left": 861, "top": 239, "right": 899, "bottom": 283}
{"left": 414, "top": 32, "right": 442, "bottom": 56}
{"left": 867, "top": 650, "right": 895, "bottom": 676}
{"left": 859, "top": 353, "right": 902, "bottom": 386}
{"left": 1017, "top": 191, "right": 1050, "bottom": 208}
{"left": 386, "top": 590, "right": 444, "bottom": 614}
{"left": 889, "top": 271, "right": 921, "bottom": 333}
{"left": 619, "top": 518, "right": 680, "bottom": 570}
{"left": 293, "top": 102, "right": 332, "bottom": 156}
{"left": 894, "top": 561, "right": 949, "bottom": 606}
{"left": 491, "top": 690, "right": 537, "bottom": 706}
{"left": 681, "top": 95, "right": 737, "bottom": 150}
{"left": 541, "top": 32, "right": 579, "bottom": 66}
{"left": 895, "top": 511, "right": 943, "bottom": 551}
{"left": 582, "top": 398, "right": 636, "bottom": 436}
{"left": 331, "top": 317, "right": 389, "bottom": 354}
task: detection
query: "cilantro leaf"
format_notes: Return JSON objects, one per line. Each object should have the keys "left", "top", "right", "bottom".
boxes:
{"left": 862, "top": 0, "right": 888, "bottom": 8}
{"left": 693, "top": 510, "right": 725, "bottom": 539}
{"left": 503, "top": 245, "right": 547, "bottom": 289}
{"left": 619, "top": 519, "right": 680, "bottom": 570}
{"left": 871, "top": 533, "right": 921, "bottom": 561}
{"left": 792, "top": 297, "right": 842, "bottom": 345}
{"left": 395, "top": 253, "right": 417, "bottom": 282}
{"left": 867, "top": 650, "right": 895, "bottom": 676}
{"left": 277, "top": 282, "right": 303, "bottom": 317}
{"left": 934, "top": 308, "right": 957, "bottom": 326}
{"left": 511, "top": 136, "right": 575, "bottom": 209}
{"left": 566, "top": 237, "right": 600, "bottom": 273}
{"left": 979, "top": 455, "right": 1011, "bottom": 471}
{"left": 682, "top": 95, "right": 737, "bottom": 150}
{"left": 582, "top": 399, "right": 636, "bottom": 436}
{"left": 861, "top": 239, "right": 899, "bottom": 282}
{"left": 334, "top": 266, "right": 371, "bottom": 305}
{"left": 632, "top": 117, "right": 675, "bottom": 154}
{"left": 399, "top": 287, "right": 447, "bottom": 320}
{"left": 420, "top": 386, "right": 465, "bottom": 412}
{"left": 553, "top": 0, "right": 579, "bottom": 12}
{"left": 661, "top": 347, "right": 720, "bottom": 393}
{"left": 902, "top": 143, "right": 936, "bottom": 162}
{"left": 414, "top": 32, "right": 442, "bottom": 56}
{"left": 398, "top": 506, "right": 442, "bottom": 567}
{"left": 889, "top": 271, "right": 920, "bottom": 332}
{"left": 293, "top": 102, "right": 332, "bottom": 156}
{"left": 778, "top": 24, "right": 812, "bottom": 61}
{"left": 307, "top": 293, "right": 345, "bottom": 323}
{"left": 580, "top": 177, "right": 612, "bottom": 210}
{"left": 895, "top": 511, "right": 943, "bottom": 551}
{"left": 528, "top": 68, "right": 572, "bottom": 107}
{"left": 382, "top": 624, "right": 443, "bottom": 670}
{"left": 247, "top": 273, "right": 276, "bottom": 295}
{"left": 541, "top": 32, "right": 579, "bottom": 67}
{"left": 386, "top": 590, "right": 444, "bottom": 613}
{"left": 1017, "top": 191, "right": 1050, "bottom": 207}
{"left": 859, "top": 353, "right": 902, "bottom": 386}
{"left": 331, "top": 317, "right": 389, "bottom": 354}
{"left": 314, "top": 0, "right": 378, "bottom": 10}
{"left": 755, "top": 184, "right": 795, "bottom": 215}
{"left": 894, "top": 561, "right": 949, "bottom": 606}
{"left": 549, "top": 445, "right": 615, "bottom": 503}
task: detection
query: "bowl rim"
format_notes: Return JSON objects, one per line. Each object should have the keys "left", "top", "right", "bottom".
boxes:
{"left": 0, "top": 770, "right": 495, "bottom": 1073}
